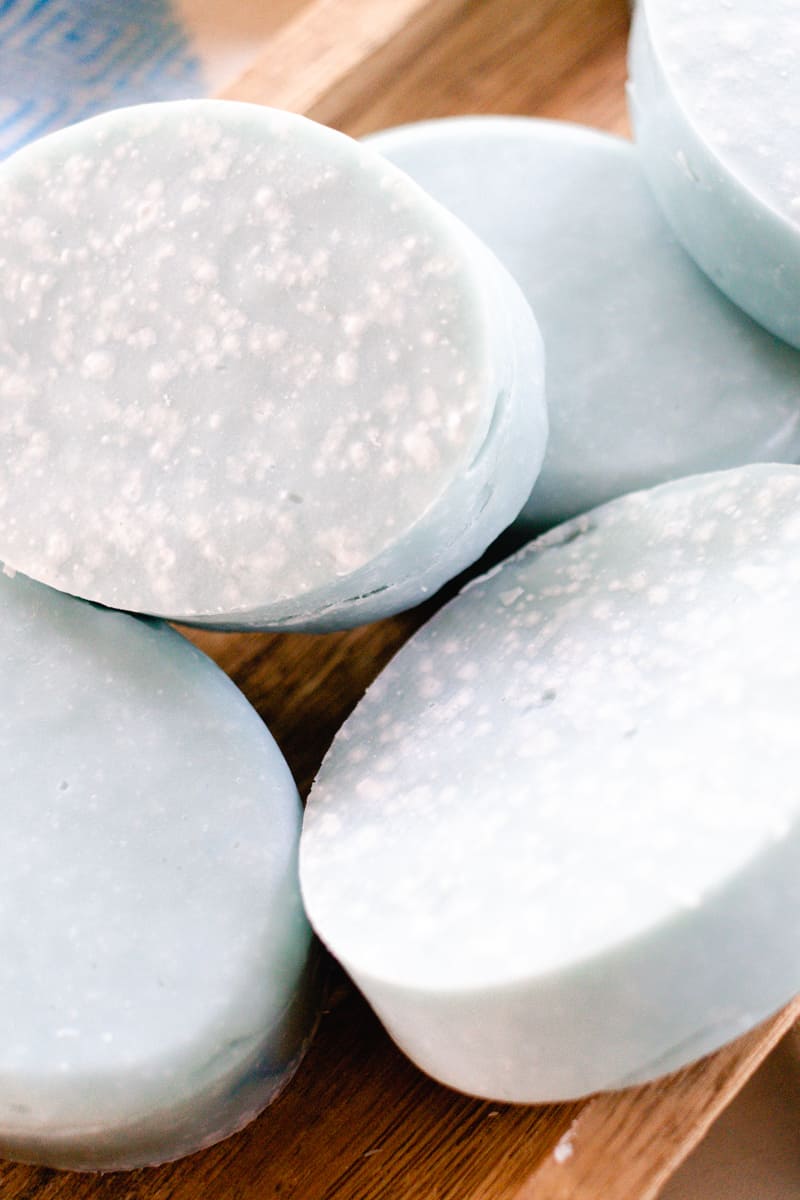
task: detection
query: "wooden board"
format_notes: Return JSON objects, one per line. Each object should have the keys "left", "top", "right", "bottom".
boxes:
{"left": 2, "top": 1, "right": 797, "bottom": 1197}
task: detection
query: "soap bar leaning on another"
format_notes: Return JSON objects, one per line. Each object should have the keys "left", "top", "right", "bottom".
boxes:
{"left": 0, "top": 569, "right": 316, "bottom": 1170}
{"left": 629, "top": 0, "right": 800, "bottom": 349}
{"left": 367, "top": 117, "right": 800, "bottom": 530}
{"left": 302, "top": 464, "right": 800, "bottom": 1102}
{"left": 0, "top": 99, "right": 545, "bottom": 631}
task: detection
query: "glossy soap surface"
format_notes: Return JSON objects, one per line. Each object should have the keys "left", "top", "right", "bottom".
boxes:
{"left": 302, "top": 465, "right": 800, "bottom": 1102}
{"left": 367, "top": 117, "right": 800, "bottom": 529}
{"left": 629, "top": 0, "right": 800, "bottom": 347}
{"left": 0, "top": 100, "right": 545, "bottom": 629}
{"left": 0, "top": 569, "right": 315, "bottom": 1170}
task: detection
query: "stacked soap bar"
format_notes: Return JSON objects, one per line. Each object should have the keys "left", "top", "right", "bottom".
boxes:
{"left": 0, "top": 99, "right": 545, "bottom": 631}
{"left": 368, "top": 117, "right": 800, "bottom": 530}
{"left": 302, "top": 465, "right": 800, "bottom": 1100}
{"left": 0, "top": 568, "right": 316, "bottom": 1169}
{"left": 629, "top": 0, "right": 800, "bottom": 348}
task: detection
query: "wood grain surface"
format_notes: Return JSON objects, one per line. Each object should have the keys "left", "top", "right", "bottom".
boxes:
{"left": 3, "top": 1, "right": 796, "bottom": 1198}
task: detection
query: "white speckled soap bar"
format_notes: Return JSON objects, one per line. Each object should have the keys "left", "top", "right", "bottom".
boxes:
{"left": 0, "top": 568, "right": 316, "bottom": 1170}
{"left": 302, "top": 464, "right": 800, "bottom": 1102}
{"left": 367, "top": 117, "right": 800, "bottom": 530}
{"left": 629, "top": 0, "right": 800, "bottom": 348}
{"left": 0, "top": 99, "right": 545, "bottom": 630}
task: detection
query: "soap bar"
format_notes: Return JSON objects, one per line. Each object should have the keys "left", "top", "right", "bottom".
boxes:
{"left": 0, "top": 568, "right": 316, "bottom": 1170}
{"left": 0, "top": 99, "right": 545, "bottom": 630}
{"left": 629, "top": 1, "right": 800, "bottom": 348}
{"left": 301, "top": 464, "right": 800, "bottom": 1102}
{"left": 367, "top": 117, "right": 800, "bottom": 530}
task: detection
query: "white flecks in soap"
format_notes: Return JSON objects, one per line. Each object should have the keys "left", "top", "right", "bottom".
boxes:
{"left": 0, "top": 568, "right": 316, "bottom": 1170}
{"left": 0, "top": 100, "right": 545, "bottom": 626}
{"left": 367, "top": 117, "right": 800, "bottom": 529}
{"left": 301, "top": 465, "right": 800, "bottom": 1101}
{"left": 645, "top": 0, "right": 800, "bottom": 223}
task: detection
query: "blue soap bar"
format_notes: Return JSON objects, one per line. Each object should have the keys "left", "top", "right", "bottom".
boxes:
{"left": 629, "top": 0, "right": 800, "bottom": 348}
{"left": 0, "top": 100, "right": 546, "bottom": 630}
{"left": 302, "top": 464, "right": 800, "bottom": 1102}
{"left": 367, "top": 117, "right": 800, "bottom": 530}
{"left": 0, "top": 567, "right": 316, "bottom": 1170}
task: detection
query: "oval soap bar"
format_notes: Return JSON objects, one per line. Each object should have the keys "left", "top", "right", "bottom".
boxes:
{"left": 0, "top": 100, "right": 545, "bottom": 630}
{"left": 629, "top": 0, "right": 800, "bottom": 348}
{"left": 367, "top": 117, "right": 800, "bottom": 529}
{"left": 302, "top": 464, "right": 800, "bottom": 1102}
{"left": 0, "top": 568, "right": 316, "bottom": 1170}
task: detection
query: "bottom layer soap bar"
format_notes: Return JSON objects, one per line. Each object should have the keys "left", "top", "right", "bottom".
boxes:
{"left": 301, "top": 464, "right": 800, "bottom": 1102}
{"left": 0, "top": 569, "right": 316, "bottom": 1170}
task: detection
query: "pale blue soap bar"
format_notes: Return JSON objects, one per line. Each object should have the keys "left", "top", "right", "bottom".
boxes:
{"left": 0, "top": 567, "right": 316, "bottom": 1170}
{"left": 301, "top": 464, "right": 800, "bottom": 1103}
{"left": 629, "top": 0, "right": 800, "bottom": 349}
{"left": 0, "top": 99, "right": 546, "bottom": 630}
{"left": 367, "top": 118, "right": 800, "bottom": 530}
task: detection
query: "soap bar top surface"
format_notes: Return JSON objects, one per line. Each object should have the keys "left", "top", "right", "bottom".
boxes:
{"left": 643, "top": 0, "right": 798, "bottom": 223}
{"left": 0, "top": 100, "right": 545, "bottom": 628}
{"left": 302, "top": 464, "right": 800, "bottom": 1100}
{"left": 366, "top": 117, "right": 800, "bottom": 529}
{"left": 0, "top": 569, "right": 315, "bottom": 1170}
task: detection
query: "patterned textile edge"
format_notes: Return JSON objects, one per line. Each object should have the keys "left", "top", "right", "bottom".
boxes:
{"left": 0, "top": 0, "right": 205, "bottom": 157}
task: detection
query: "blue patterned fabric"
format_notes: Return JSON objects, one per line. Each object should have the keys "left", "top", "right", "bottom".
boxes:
{"left": 0, "top": 0, "right": 205, "bottom": 157}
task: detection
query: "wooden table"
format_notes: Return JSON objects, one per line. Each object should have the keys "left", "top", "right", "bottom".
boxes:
{"left": 3, "top": 1, "right": 798, "bottom": 1196}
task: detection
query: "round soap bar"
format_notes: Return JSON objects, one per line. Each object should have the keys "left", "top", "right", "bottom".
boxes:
{"left": 301, "top": 464, "right": 800, "bottom": 1102}
{"left": 0, "top": 100, "right": 545, "bottom": 630}
{"left": 629, "top": 1, "right": 800, "bottom": 348}
{"left": 366, "top": 117, "right": 800, "bottom": 530}
{"left": 0, "top": 568, "right": 316, "bottom": 1170}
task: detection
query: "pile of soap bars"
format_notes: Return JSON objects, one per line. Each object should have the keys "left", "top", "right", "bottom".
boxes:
{"left": 0, "top": 0, "right": 797, "bottom": 1172}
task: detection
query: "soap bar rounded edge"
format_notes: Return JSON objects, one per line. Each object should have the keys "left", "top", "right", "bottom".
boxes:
{"left": 628, "top": 4, "right": 800, "bottom": 349}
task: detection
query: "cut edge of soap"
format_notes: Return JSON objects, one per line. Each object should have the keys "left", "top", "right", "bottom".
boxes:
{"left": 634, "top": 1, "right": 799, "bottom": 233}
